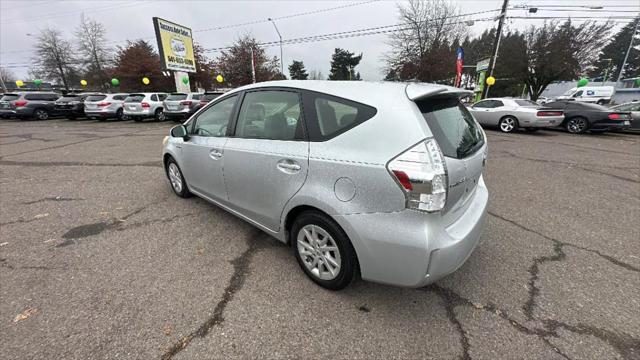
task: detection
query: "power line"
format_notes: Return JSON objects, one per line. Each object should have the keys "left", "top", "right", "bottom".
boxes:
{"left": 0, "top": 1, "right": 154, "bottom": 25}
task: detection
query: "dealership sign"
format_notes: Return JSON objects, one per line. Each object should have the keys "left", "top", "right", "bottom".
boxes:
{"left": 152, "top": 17, "right": 196, "bottom": 73}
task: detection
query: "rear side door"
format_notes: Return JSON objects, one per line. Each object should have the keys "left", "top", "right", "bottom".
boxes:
{"left": 223, "top": 89, "right": 308, "bottom": 231}
{"left": 180, "top": 94, "right": 239, "bottom": 201}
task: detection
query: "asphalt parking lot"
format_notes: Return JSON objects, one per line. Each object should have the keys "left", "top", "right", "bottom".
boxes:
{"left": 1, "top": 118, "right": 638, "bottom": 360}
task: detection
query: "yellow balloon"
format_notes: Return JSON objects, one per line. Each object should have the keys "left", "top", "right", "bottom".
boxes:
{"left": 216, "top": 75, "right": 224, "bottom": 83}
{"left": 486, "top": 76, "right": 496, "bottom": 86}
{"left": 15, "top": 80, "right": 24, "bottom": 87}
{"left": 80, "top": 79, "right": 88, "bottom": 86}
{"left": 142, "top": 77, "right": 150, "bottom": 85}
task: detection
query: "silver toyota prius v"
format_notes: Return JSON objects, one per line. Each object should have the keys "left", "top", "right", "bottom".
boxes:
{"left": 162, "top": 81, "right": 488, "bottom": 290}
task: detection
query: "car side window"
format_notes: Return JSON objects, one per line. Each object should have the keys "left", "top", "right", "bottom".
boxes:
{"left": 151, "top": 94, "right": 158, "bottom": 101}
{"left": 492, "top": 100, "right": 504, "bottom": 107}
{"left": 192, "top": 95, "right": 237, "bottom": 137}
{"left": 302, "top": 91, "right": 376, "bottom": 141}
{"left": 473, "top": 101, "right": 492, "bottom": 108}
{"left": 158, "top": 94, "right": 167, "bottom": 101}
{"left": 113, "top": 95, "right": 126, "bottom": 101}
{"left": 573, "top": 90, "right": 583, "bottom": 97}
{"left": 235, "top": 90, "right": 303, "bottom": 141}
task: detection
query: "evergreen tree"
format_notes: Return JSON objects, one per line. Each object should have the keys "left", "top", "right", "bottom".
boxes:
{"left": 288, "top": 60, "right": 309, "bottom": 80}
{"left": 328, "top": 48, "right": 362, "bottom": 80}
{"left": 589, "top": 17, "right": 640, "bottom": 81}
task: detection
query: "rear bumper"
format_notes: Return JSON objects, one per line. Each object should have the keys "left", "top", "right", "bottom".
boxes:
{"left": 164, "top": 110, "right": 192, "bottom": 120}
{"left": 123, "top": 109, "right": 152, "bottom": 117}
{"left": 333, "top": 175, "right": 488, "bottom": 287}
{"left": 2, "top": 108, "right": 34, "bottom": 117}
{"left": 591, "top": 120, "right": 631, "bottom": 130}
{"left": 85, "top": 109, "right": 118, "bottom": 118}
{"left": 54, "top": 107, "right": 83, "bottom": 116}
{"left": 0, "top": 109, "right": 17, "bottom": 117}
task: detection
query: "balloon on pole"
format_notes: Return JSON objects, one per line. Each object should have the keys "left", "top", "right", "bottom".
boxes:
{"left": 181, "top": 76, "right": 189, "bottom": 85}
{"left": 34, "top": 79, "right": 42, "bottom": 86}
{"left": 80, "top": 79, "right": 88, "bottom": 87}
{"left": 111, "top": 78, "right": 120, "bottom": 86}
{"left": 486, "top": 76, "right": 496, "bottom": 86}
{"left": 15, "top": 80, "right": 24, "bottom": 87}
{"left": 216, "top": 75, "right": 224, "bottom": 83}
{"left": 142, "top": 77, "right": 150, "bottom": 85}
{"left": 577, "top": 78, "right": 588, "bottom": 87}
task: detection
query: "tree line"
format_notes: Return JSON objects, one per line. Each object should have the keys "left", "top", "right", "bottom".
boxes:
{"left": 2, "top": 1, "right": 638, "bottom": 98}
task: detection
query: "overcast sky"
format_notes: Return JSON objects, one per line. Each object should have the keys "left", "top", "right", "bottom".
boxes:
{"left": 1, "top": 0, "right": 638, "bottom": 81}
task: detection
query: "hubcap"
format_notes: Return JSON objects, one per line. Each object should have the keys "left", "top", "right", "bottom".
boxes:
{"left": 297, "top": 224, "right": 341, "bottom": 281}
{"left": 36, "top": 110, "right": 47, "bottom": 120}
{"left": 567, "top": 118, "right": 586, "bottom": 133}
{"left": 168, "top": 163, "right": 183, "bottom": 193}
{"left": 157, "top": 111, "right": 165, "bottom": 121}
{"left": 500, "top": 118, "right": 515, "bottom": 132}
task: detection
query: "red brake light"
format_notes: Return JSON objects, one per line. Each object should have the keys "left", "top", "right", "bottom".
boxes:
{"left": 180, "top": 100, "right": 192, "bottom": 106}
{"left": 97, "top": 102, "right": 111, "bottom": 107}
{"left": 141, "top": 102, "right": 150, "bottom": 108}
{"left": 14, "top": 100, "right": 27, "bottom": 107}
{"left": 608, "top": 113, "right": 620, "bottom": 120}
{"left": 537, "top": 111, "right": 563, "bottom": 117}
{"left": 392, "top": 170, "right": 413, "bottom": 191}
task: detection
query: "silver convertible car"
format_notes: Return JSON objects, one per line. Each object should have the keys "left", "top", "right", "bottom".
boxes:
{"left": 469, "top": 98, "right": 564, "bottom": 133}
{"left": 162, "top": 81, "right": 488, "bottom": 290}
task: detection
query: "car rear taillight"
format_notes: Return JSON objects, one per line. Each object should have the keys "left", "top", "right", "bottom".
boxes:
{"left": 537, "top": 110, "right": 563, "bottom": 117}
{"left": 141, "top": 102, "right": 150, "bottom": 108}
{"left": 14, "top": 100, "right": 27, "bottom": 107}
{"left": 388, "top": 138, "right": 448, "bottom": 212}
{"left": 608, "top": 113, "right": 621, "bottom": 120}
{"left": 180, "top": 100, "right": 192, "bottom": 106}
{"left": 97, "top": 102, "right": 111, "bottom": 107}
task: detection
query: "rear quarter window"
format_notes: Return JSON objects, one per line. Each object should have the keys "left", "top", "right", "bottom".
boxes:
{"left": 302, "top": 90, "right": 377, "bottom": 141}
{"left": 417, "top": 97, "right": 484, "bottom": 159}
{"left": 125, "top": 95, "right": 145, "bottom": 102}
{"left": 1, "top": 94, "right": 19, "bottom": 101}
{"left": 86, "top": 95, "right": 107, "bottom": 102}
{"left": 112, "top": 95, "right": 127, "bottom": 101}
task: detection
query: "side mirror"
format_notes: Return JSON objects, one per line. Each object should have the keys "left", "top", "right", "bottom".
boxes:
{"left": 170, "top": 125, "right": 188, "bottom": 139}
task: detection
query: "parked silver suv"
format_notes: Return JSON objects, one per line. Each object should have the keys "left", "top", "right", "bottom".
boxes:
{"left": 162, "top": 81, "right": 488, "bottom": 289}
{"left": 84, "top": 93, "right": 129, "bottom": 121}
{"left": 123, "top": 92, "right": 167, "bottom": 122}
{"left": 163, "top": 92, "right": 203, "bottom": 121}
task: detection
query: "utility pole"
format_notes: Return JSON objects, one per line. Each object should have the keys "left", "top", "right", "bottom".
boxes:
{"left": 616, "top": 18, "right": 639, "bottom": 84}
{"left": 483, "top": 0, "right": 509, "bottom": 99}
{"left": 268, "top": 18, "right": 284, "bottom": 76}
{"left": 0, "top": 68, "right": 7, "bottom": 92}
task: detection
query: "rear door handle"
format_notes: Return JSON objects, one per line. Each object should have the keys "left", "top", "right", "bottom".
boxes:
{"left": 277, "top": 159, "right": 301, "bottom": 173}
{"left": 209, "top": 148, "right": 223, "bottom": 160}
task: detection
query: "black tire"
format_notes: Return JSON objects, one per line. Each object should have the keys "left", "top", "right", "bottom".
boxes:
{"left": 116, "top": 108, "right": 124, "bottom": 121}
{"left": 498, "top": 116, "right": 519, "bottom": 133}
{"left": 565, "top": 117, "right": 589, "bottom": 134}
{"left": 291, "top": 211, "right": 358, "bottom": 290}
{"left": 165, "top": 157, "right": 191, "bottom": 198}
{"left": 33, "top": 108, "right": 49, "bottom": 120}
{"left": 155, "top": 108, "right": 165, "bottom": 122}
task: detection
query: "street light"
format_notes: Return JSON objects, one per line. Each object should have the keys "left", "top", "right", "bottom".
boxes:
{"left": 268, "top": 18, "right": 284, "bottom": 76}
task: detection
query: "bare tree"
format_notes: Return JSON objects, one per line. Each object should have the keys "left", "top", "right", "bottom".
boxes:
{"left": 1, "top": 67, "right": 16, "bottom": 82}
{"left": 309, "top": 70, "right": 324, "bottom": 80}
{"left": 76, "top": 14, "right": 112, "bottom": 89}
{"left": 32, "top": 28, "right": 77, "bottom": 90}
{"left": 385, "top": 0, "right": 466, "bottom": 81}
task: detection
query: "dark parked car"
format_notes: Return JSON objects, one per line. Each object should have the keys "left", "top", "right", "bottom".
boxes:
{"left": 545, "top": 101, "right": 632, "bottom": 134}
{"left": 199, "top": 91, "right": 224, "bottom": 105}
{"left": 54, "top": 93, "right": 100, "bottom": 120}
{"left": 611, "top": 102, "right": 640, "bottom": 131}
{"left": 0, "top": 92, "right": 60, "bottom": 120}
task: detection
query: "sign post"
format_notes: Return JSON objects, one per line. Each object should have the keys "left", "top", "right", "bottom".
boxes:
{"left": 153, "top": 17, "right": 196, "bottom": 91}
{"left": 474, "top": 58, "right": 490, "bottom": 102}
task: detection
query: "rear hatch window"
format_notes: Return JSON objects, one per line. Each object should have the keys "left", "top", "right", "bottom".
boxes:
{"left": 202, "top": 93, "right": 223, "bottom": 101}
{"left": 59, "top": 95, "right": 80, "bottom": 101}
{"left": 125, "top": 94, "right": 145, "bottom": 103}
{"left": 416, "top": 97, "right": 484, "bottom": 159}
{"left": 86, "top": 95, "right": 107, "bottom": 102}
{"left": 166, "top": 93, "right": 187, "bottom": 101}
{"left": 1, "top": 94, "right": 19, "bottom": 101}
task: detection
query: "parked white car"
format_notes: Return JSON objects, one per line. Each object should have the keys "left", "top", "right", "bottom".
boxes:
{"left": 123, "top": 93, "right": 168, "bottom": 122}
{"left": 469, "top": 98, "right": 564, "bottom": 133}
{"left": 556, "top": 86, "right": 614, "bottom": 105}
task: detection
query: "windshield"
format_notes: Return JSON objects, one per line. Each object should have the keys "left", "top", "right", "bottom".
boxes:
{"left": 167, "top": 93, "right": 187, "bottom": 101}
{"left": 417, "top": 97, "right": 484, "bottom": 159}
{"left": 515, "top": 100, "right": 538, "bottom": 107}
{"left": 1, "top": 94, "right": 19, "bottom": 101}
{"left": 86, "top": 95, "right": 107, "bottom": 102}
{"left": 125, "top": 94, "right": 145, "bottom": 103}
{"left": 562, "top": 88, "right": 576, "bottom": 96}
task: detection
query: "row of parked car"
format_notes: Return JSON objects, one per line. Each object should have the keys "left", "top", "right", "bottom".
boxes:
{"left": 468, "top": 97, "right": 639, "bottom": 134}
{"left": 0, "top": 91, "right": 223, "bottom": 122}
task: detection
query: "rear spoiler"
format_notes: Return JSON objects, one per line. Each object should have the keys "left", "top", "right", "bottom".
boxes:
{"left": 405, "top": 83, "right": 473, "bottom": 101}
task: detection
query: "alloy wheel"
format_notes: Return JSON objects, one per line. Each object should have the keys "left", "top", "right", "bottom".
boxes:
{"left": 297, "top": 224, "right": 342, "bottom": 281}
{"left": 500, "top": 117, "right": 516, "bottom": 132}
{"left": 567, "top": 118, "right": 587, "bottom": 133}
{"left": 167, "top": 163, "right": 183, "bottom": 193}
{"left": 35, "top": 109, "right": 48, "bottom": 120}
{"left": 157, "top": 111, "right": 166, "bottom": 122}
